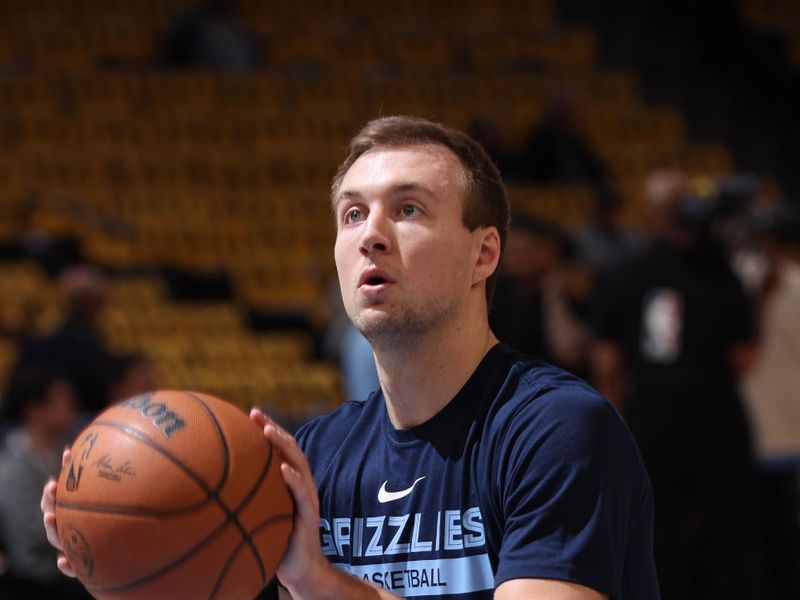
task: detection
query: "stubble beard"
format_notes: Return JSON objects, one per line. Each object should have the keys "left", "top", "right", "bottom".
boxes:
{"left": 350, "top": 296, "right": 459, "bottom": 354}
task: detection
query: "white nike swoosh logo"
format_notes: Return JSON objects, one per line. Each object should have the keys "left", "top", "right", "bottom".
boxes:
{"left": 377, "top": 476, "right": 426, "bottom": 503}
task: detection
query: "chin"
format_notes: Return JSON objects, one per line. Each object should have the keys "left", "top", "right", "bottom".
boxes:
{"left": 357, "top": 309, "right": 436, "bottom": 351}
{"left": 354, "top": 309, "right": 394, "bottom": 333}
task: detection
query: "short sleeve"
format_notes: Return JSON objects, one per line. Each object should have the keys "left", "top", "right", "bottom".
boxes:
{"left": 492, "top": 385, "right": 650, "bottom": 598}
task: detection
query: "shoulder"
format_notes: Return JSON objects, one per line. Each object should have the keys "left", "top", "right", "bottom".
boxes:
{"left": 296, "top": 395, "right": 372, "bottom": 443}
{"left": 489, "top": 346, "right": 621, "bottom": 435}
{"left": 483, "top": 351, "right": 656, "bottom": 595}
{"left": 509, "top": 381, "right": 642, "bottom": 483}
{"left": 517, "top": 364, "right": 627, "bottom": 439}
{"left": 295, "top": 391, "right": 381, "bottom": 470}
{"left": 483, "top": 348, "right": 647, "bottom": 494}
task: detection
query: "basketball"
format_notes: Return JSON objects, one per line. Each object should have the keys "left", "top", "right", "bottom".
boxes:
{"left": 54, "top": 391, "right": 293, "bottom": 600}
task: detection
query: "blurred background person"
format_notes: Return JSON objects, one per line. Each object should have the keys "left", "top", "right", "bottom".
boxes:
{"left": 467, "top": 111, "right": 527, "bottom": 182}
{"left": 517, "top": 89, "right": 607, "bottom": 187}
{"left": 741, "top": 202, "right": 800, "bottom": 598}
{"left": 590, "top": 177, "right": 762, "bottom": 599}
{"left": 490, "top": 215, "right": 590, "bottom": 375}
{"left": 574, "top": 189, "right": 644, "bottom": 281}
{"left": 103, "top": 352, "right": 157, "bottom": 406}
{"left": 0, "top": 365, "right": 90, "bottom": 600}
{"left": 639, "top": 168, "right": 691, "bottom": 243}
{"left": 161, "top": 0, "right": 264, "bottom": 69}
{"left": 12, "top": 264, "right": 112, "bottom": 417}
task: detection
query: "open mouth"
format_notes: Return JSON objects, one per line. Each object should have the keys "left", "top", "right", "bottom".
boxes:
{"left": 359, "top": 269, "right": 393, "bottom": 288}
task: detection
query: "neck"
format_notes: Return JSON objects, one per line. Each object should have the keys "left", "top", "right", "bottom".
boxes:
{"left": 373, "top": 306, "right": 498, "bottom": 430}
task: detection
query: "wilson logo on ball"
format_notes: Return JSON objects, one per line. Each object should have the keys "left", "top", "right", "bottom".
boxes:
{"left": 121, "top": 393, "right": 187, "bottom": 438}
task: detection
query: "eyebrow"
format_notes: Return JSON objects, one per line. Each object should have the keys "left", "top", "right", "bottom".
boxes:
{"left": 334, "top": 189, "right": 363, "bottom": 205}
{"left": 392, "top": 182, "right": 435, "bottom": 197}
{"left": 334, "top": 182, "right": 436, "bottom": 210}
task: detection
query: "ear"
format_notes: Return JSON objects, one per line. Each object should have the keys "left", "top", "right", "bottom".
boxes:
{"left": 472, "top": 226, "right": 501, "bottom": 286}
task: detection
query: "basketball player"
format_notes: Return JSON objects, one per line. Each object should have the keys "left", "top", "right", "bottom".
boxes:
{"left": 43, "top": 116, "right": 659, "bottom": 599}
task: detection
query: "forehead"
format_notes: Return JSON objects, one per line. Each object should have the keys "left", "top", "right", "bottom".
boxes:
{"left": 337, "top": 144, "right": 466, "bottom": 203}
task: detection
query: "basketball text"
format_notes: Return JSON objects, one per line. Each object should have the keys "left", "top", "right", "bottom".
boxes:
{"left": 121, "top": 394, "right": 187, "bottom": 438}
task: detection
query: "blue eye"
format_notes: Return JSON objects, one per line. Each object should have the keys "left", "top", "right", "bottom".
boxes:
{"left": 401, "top": 205, "right": 418, "bottom": 217}
{"left": 345, "top": 208, "right": 364, "bottom": 223}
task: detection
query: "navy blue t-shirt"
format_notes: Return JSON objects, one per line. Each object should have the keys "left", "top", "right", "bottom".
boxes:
{"left": 296, "top": 344, "right": 659, "bottom": 599}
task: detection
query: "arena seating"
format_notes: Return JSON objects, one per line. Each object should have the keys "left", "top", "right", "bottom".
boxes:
{"left": 0, "top": 0, "right": 738, "bottom": 418}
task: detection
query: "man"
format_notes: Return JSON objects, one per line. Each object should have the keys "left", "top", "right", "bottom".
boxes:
{"left": 43, "top": 116, "right": 659, "bottom": 599}
{"left": 14, "top": 264, "right": 112, "bottom": 415}
{"left": 490, "top": 215, "right": 589, "bottom": 373}
{"left": 742, "top": 202, "right": 800, "bottom": 598}
{"left": 590, "top": 190, "right": 759, "bottom": 599}
{"left": 1, "top": 366, "right": 90, "bottom": 599}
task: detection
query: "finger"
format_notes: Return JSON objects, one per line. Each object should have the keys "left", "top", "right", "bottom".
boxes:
{"left": 43, "top": 512, "right": 63, "bottom": 551}
{"left": 61, "top": 448, "right": 72, "bottom": 469}
{"left": 249, "top": 408, "right": 268, "bottom": 427}
{"left": 280, "top": 462, "right": 318, "bottom": 519}
{"left": 253, "top": 411, "right": 300, "bottom": 461}
{"left": 57, "top": 554, "right": 76, "bottom": 578}
{"left": 264, "top": 426, "right": 317, "bottom": 510}
{"left": 40, "top": 479, "right": 57, "bottom": 515}
{"left": 282, "top": 457, "right": 318, "bottom": 512}
{"left": 263, "top": 425, "right": 308, "bottom": 475}
{"left": 276, "top": 435, "right": 318, "bottom": 510}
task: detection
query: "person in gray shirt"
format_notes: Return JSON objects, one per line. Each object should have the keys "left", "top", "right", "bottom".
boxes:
{"left": 0, "top": 365, "right": 89, "bottom": 599}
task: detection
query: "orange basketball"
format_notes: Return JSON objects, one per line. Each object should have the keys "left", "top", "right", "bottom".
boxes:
{"left": 55, "top": 391, "right": 293, "bottom": 600}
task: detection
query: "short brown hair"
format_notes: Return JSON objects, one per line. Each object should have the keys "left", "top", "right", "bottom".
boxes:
{"left": 331, "top": 115, "right": 510, "bottom": 305}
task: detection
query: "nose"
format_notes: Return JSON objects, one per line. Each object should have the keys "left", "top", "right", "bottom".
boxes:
{"left": 359, "top": 210, "right": 392, "bottom": 256}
